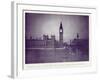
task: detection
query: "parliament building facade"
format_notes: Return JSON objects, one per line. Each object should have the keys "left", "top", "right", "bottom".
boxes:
{"left": 26, "top": 22, "right": 64, "bottom": 48}
{"left": 26, "top": 22, "right": 88, "bottom": 50}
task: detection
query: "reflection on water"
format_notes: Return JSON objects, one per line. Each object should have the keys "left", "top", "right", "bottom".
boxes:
{"left": 25, "top": 47, "right": 89, "bottom": 64}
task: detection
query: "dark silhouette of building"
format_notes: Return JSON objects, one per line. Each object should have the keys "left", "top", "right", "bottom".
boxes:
{"left": 59, "top": 22, "right": 63, "bottom": 47}
{"left": 70, "top": 33, "right": 89, "bottom": 53}
{"left": 26, "top": 22, "right": 64, "bottom": 48}
{"left": 25, "top": 22, "right": 88, "bottom": 49}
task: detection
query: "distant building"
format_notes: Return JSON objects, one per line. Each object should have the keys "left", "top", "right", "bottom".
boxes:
{"left": 26, "top": 22, "right": 64, "bottom": 48}
{"left": 70, "top": 33, "right": 89, "bottom": 52}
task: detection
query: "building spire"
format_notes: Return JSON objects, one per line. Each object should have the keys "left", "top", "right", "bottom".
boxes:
{"left": 60, "top": 22, "right": 63, "bottom": 29}
{"left": 77, "top": 33, "right": 79, "bottom": 39}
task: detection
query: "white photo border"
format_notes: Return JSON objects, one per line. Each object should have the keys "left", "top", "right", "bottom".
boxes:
{"left": 11, "top": 2, "right": 97, "bottom": 78}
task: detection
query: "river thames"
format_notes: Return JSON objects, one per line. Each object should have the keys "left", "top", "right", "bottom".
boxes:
{"left": 25, "top": 47, "right": 89, "bottom": 64}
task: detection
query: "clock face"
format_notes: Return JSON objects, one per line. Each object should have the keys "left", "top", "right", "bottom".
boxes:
{"left": 60, "top": 29, "right": 62, "bottom": 32}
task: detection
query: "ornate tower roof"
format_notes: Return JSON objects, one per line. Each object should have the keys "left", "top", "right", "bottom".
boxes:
{"left": 60, "top": 22, "right": 63, "bottom": 29}
{"left": 77, "top": 33, "right": 79, "bottom": 39}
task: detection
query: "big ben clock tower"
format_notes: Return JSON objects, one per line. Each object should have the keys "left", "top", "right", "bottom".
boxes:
{"left": 59, "top": 22, "right": 63, "bottom": 45}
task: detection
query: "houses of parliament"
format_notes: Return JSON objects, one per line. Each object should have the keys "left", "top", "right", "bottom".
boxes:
{"left": 26, "top": 22, "right": 65, "bottom": 48}
{"left": 25, "top": 22, "right": 88, "bottom": 49}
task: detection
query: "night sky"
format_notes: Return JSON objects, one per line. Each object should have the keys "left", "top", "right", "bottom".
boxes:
{"left": 25, "top": 13, "right": 89, "bottom": 42}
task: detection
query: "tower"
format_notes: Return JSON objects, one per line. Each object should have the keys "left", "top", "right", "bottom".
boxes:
{"left": 77, "top": 33, "right": 79, "bottom": 39}
{"left": 59, "top": 22, "right": 63, "bottom": 44}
